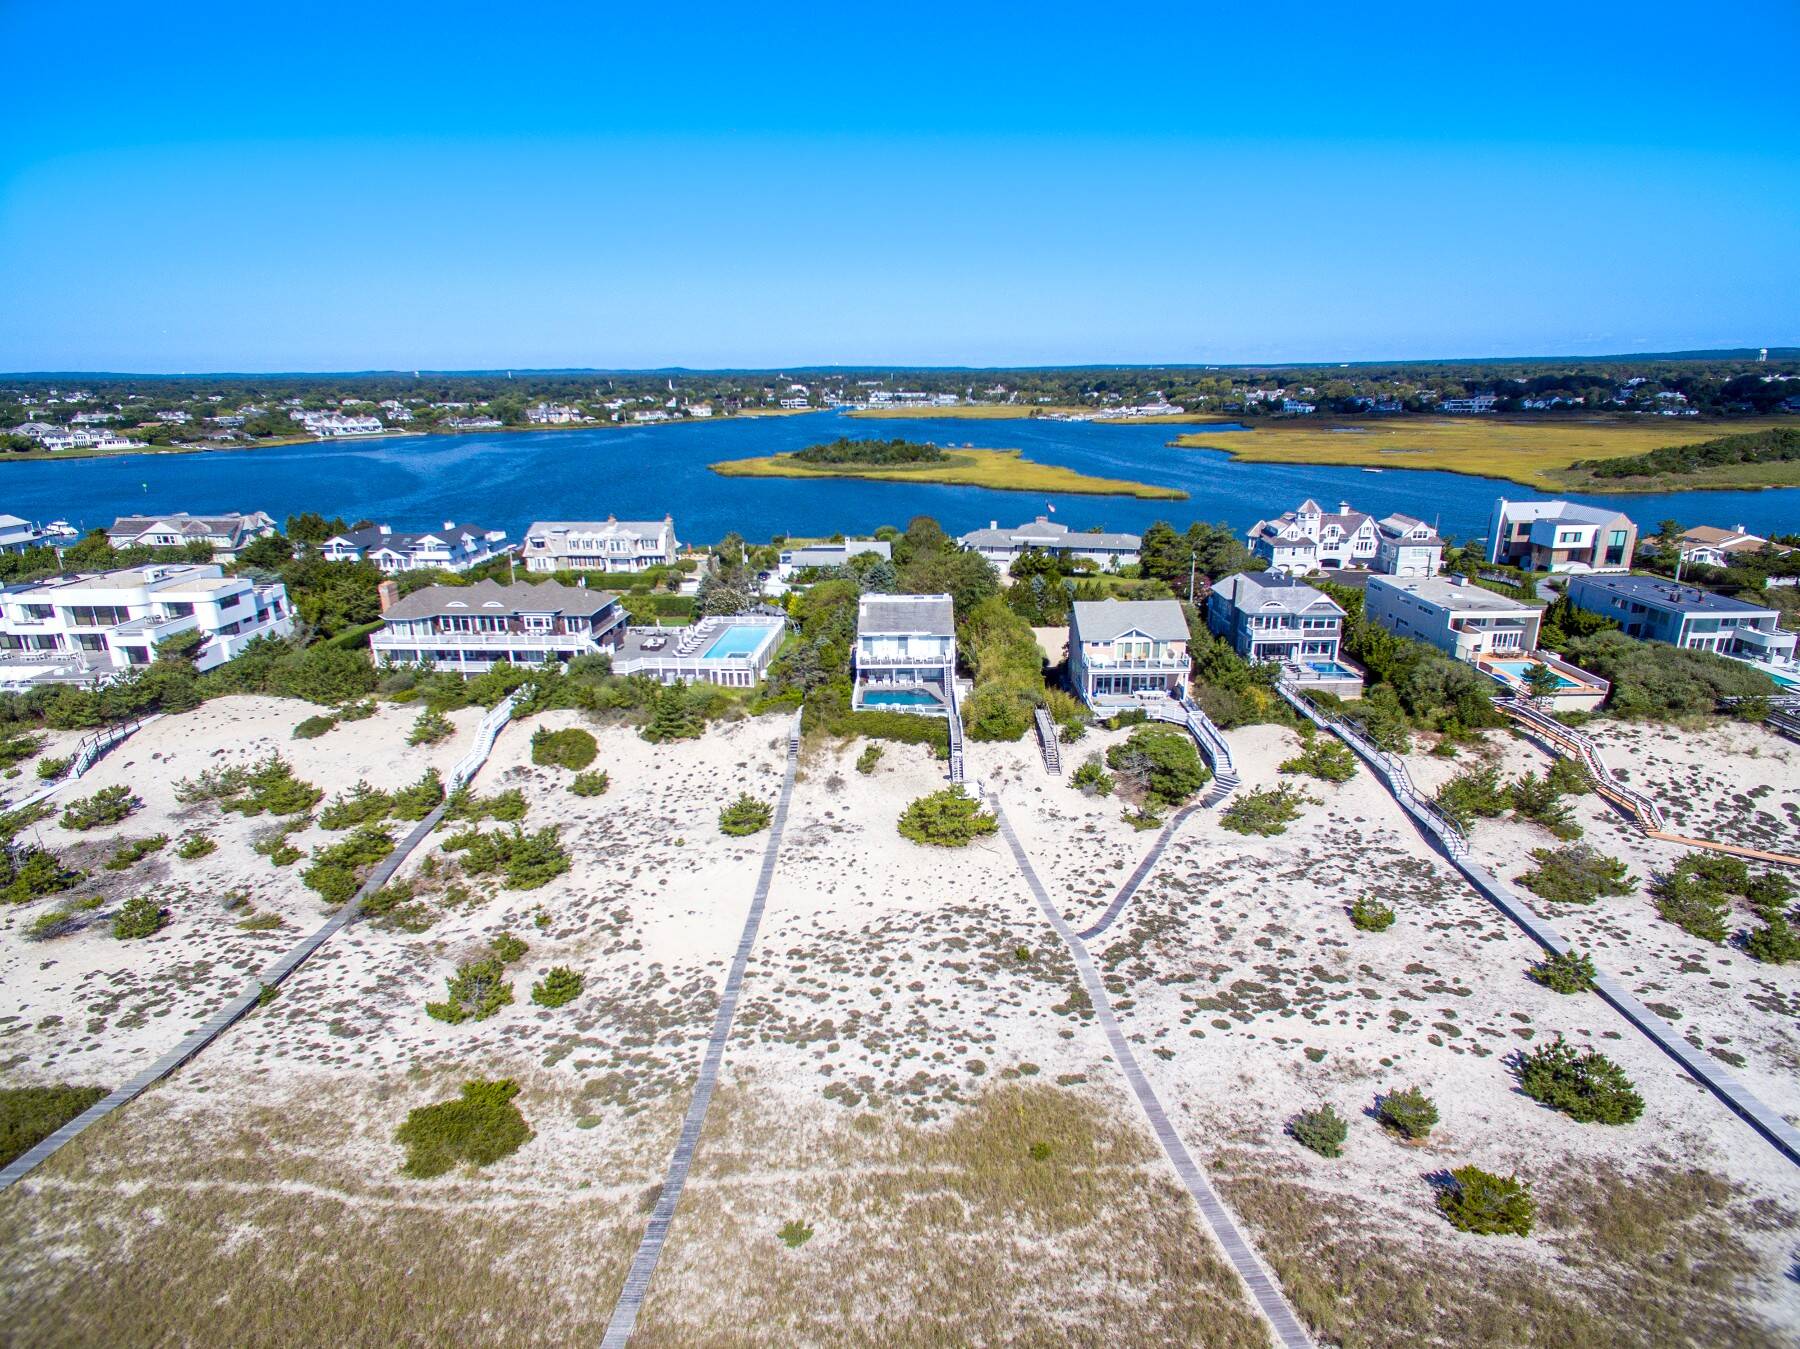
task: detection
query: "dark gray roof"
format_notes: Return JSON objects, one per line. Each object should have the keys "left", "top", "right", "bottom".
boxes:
{"left": 858, "top": 593, "right": 955, "bottom": 637}
{"left": 383, "top": 580, "right": 617, "bottom": 621}
{"left": 1211, "top": 570, "right": 1344, "bottom": 617}
{"left": 1567, "top": 573, "right": 1777, "bottom": 616}
{"left": 329, "top": 523, "right": 494, "bottom": 552}
{"left": 1070, "top": 599, "right": 1188, "bottom": 643}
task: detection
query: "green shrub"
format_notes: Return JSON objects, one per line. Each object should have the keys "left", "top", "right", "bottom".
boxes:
{"left": 490, "top": 931, "right": 528, "bottom": 963}
{"left": 112, "top": 896, "right": 169, "bottom": 940}
{"left": 34, "top": 755, "right": 72, "bottom": 781}
{"left": 408, "top": 710, "right": 454, "bottom": 746}
{"left": 175, "top": 833, "right": 217, "bottom": 860}
{"left": 361, "top": 880, "right": 436, "bottom": 932}
{"left": 1508, "top": 771, "right": 1581, "bottom": 839}
{"left": 292, "top": 714, "right": 337, "bottom": 740}
{"left": 1433, "top": 765, "right": 1511, "bottom": 829}
{"left": 530, "top": 726, "right": 598, "bottom": 770}
{"left": 394, "top": 1079, "right": 532, "bottom": 1178}
{"left": 1651, "top": 868, "right": 1730, "bottom": 943}
{"left": 1437, "top": 1165, "right": 1534, "bottom": 1236}
{"left": 390, "top": 768, "right": 446, "bottom": 821}
{"left": 1376, "top": 1086, "right": 1438, "bottom": 1140}
{"left": 0, "top": 801, "right": 54, "bottom": 843}
{"left": 0, "top": 846, "right": 82, "bottom": 905}
{"left": 25, "top": 898, "right": 100, "bottom": 941}
{"left": 302, "top": 825, "right": 395, "bottom": 905}
{"left": 1289, "top": 1103, "right": 1348, "bottom": 1158}
{"left": 1681, "top": 852, "right": 1750, "bottom": 893}
{"left": 1220, "top": 784, "right": 1312, "bottom": 837}
{"left": 897, "top": 786, "right": 998, "bottom": 848}
{"left": 444, "top": 786, "right": 528, "bottom": 824}
{"left": 1546, "top": 756, "right": 1593, "bottom": 796}
{"left": 1517, "top": 845, "right": 1637, "bottom": 905}
{"left": 338, "top": 700, "right": 378, "bottom": 722}
{"left": 102, "top": 834, "right": 169, "bottom": 871}
{"left": 253, "top": 833, "right": 304, "bottom": 867}
{"left": 1745, "top": 916, "right": 1800, "bottom": 965}
{"left": 318, "top": 781, "right": 394, "bottom": 830}
{"left": 1278, "top": 738, "right": 1357, "bottom": 783}
{"left": 719, "top": 793, "right": 773, "bottom": 837}
{"left": 1515, "top": 1036, "right": 1644, "bottom": 1124}
{"left": 1071, "top": 756, "right": 1115, "bottom": 796}
{"left": 1531, "top": 948, "right": 1598, "bottom": 993}
{"left": 854, "top": 744, "right": 883, "bottom": 775}
{"left": 182, "top": 755, "right": 323, "bottom": 817}
{"left": 425, "top": 958, "right": 514, "bottom": 1024}
{"left": 961, "top": 681, "right": 1036, "bottom": 743}
{"left": 777, "top": 1219, "right": 814, "bottom": 1249}
{"left": 1105, "top": 724, "right": 1210, "bottom": 808}
{"left": 441, "top": 825, "right": 570, "bottom": 889}
{"left": 641, "top": 685, "right": 703, "bottom": 743}
{"left": 569, "top": 771, "right": 610, "bottom": 797}
{"left": 531, "top": 966, "right": 585, "bottom": 1008}
{"left": 0, "top": 730, "right": 45, "bottom": 770}
{"left": 1745, "top": 871, "right": 1796, "bottom": 920}
{"left": 1121, "top": 807, "right": 1162, "bottom": 831}
{"left": 1349, "top": 896, "right": 1395, "bottom": 932}
{"left": 59, "top": 785, "right": 141, "bottom": 831}
{"left": 0, "top": 1084, "right": 108, "bottom": 1167}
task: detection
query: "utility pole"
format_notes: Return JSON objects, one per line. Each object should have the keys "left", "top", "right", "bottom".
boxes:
{"left": 1189, "top": 550, "right": 1198, "bottom": 603}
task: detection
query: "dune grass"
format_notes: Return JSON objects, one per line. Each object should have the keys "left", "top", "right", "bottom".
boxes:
{"left": 710, "top": 446, "right": 1187, "bottom": 499}
{"left": 1171, "top": 417, "right": 1797, "bottom": 492}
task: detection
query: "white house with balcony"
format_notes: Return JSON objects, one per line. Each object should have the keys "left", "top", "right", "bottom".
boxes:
{"left": 1246, "top": 499, "right": 1379, "bottom": 574}
{"left": 320, "top": 522, "right": 509, "bottom": 573}
{"left": 369, "top": 580, "right": 626, "bottom": 675}
{"left": 0, "top": 515, "right": 58, "bottom": 554}
{"left": 1068, "top": 599, "right": 1190, "bottom": 710}
{"left": 522, "top": 517, "right": 679, "bottom": 573}
{"left": 1207, "top": 571, "right": 1362, "bottom": 695}
{"left": 0, "top": 564, "right": 293, "bottom": 684}
{"left": 852, "top": 594, "right": 957, "bottom": 716}
{"left": 770, "top": 538, "right": 891, "bottom": 592}
{"left": 958, "top": 517, "right": 1140, "bottom": 576}
{"left": 1373, "top": 513, "right": 1445, "bottom": 576}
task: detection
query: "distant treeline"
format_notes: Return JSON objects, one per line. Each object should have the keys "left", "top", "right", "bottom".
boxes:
{"left": 790, "top": 437, "right": 946, "bottom": 466}
{"left": 1574, "top": 427, "right": 1800, "bottom": 480}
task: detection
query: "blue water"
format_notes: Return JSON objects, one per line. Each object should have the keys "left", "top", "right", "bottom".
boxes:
{"left": 1772, "top": 671, "right": 1798, "bottom": 691}
{"left": 1305, "top": 660, "right": 1359, "bottom": 678}
{"left": 5, "top": 410, "right": 1796, "bottom": 547}
{"left": 860, "top": 689, "right": 941, "bottom": 707}
{"left": 1490, "top": 658, "right": 1579, "bottom": 689}
{"left": 702, "top": 624, "right": 772, "bottom": 659}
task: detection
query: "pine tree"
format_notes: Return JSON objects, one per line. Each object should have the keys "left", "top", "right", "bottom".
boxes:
{"left": 641, "top": 684, "right": 702, "bottom": 743}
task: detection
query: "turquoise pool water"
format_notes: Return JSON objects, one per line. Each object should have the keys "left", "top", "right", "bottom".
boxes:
{"left": 1772, "top": 671, "right": 1798, "bottom": 691}
{"left": 1305, "top": 660, "right": 1358, "bottom": 679}
{"left": 703, "top": 624, "right": 774, "bottom": 659}
{"left": 861, "top": 689, "right": 940, "bottom": 707}
{"left": 1490, "top": 659, "right": 1579, "bottom": 690}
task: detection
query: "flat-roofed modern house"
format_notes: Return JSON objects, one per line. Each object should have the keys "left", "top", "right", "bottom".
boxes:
{"left": 1207, "top": 571, "right": 1363, "bottom": 695}
{"left": 958, "top": 517, "right": 1140, "bottom": 575}
{"left": 1374, "top": 513, "right": 1445, "bottom": 576}
{"left": 1365, "top": 575, "right": 1541, "bottom": 660}
{"left": 320, "top": 522, "right": 509, "bottom": 573}
{"left": 0, "top": 514, "right": 56, "bottom": 554}
{"left": 610, "top": 613, "right": 787, "bottom": 688}
{"left": 1246, "top": 499, "right": 1379, "bottom": 574}
{"left": 522, "top": 517, "right": 679, "bottom": 573}
{"left": 1564, "top": 574, "right": 1798, "bottom": 668}
{"left": 0, "top": 563, "right": 293, "bottom": 683}
{"left": 1679, "top": 525, "right": 1790, "bottom": 568}
{"left": 773, "top": 538, "right": 891, "bottom": 585}
{"left": 370, "top": 580, "right": 626, "bottom": 675}
{"left": 106, "top": 510, "right": 278, "bottom": 561}
{"left": 1486, "top": 499, "right": 1636, "bottom": 573}
{"left": 1068, "top": 599, "right": 1190, "bottom": 710}
{"left": 852, "top": 593, "right": 957, "bottom": 715}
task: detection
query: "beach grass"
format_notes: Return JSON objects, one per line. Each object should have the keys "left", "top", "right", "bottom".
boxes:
{"left": 709, "top": 446, "right": 1187, "bottom": 499}
{"left": 1171, "top": 417, "right": 1798, "bottom": 492}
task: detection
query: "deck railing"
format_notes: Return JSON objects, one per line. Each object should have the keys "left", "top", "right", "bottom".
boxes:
{"left": 1493, "top": 696, "right": 1666, "bottom": 833}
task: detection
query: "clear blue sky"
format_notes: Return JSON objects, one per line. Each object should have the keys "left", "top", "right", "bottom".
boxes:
{"left": 3, "top": 1, "right": 1796, "bottom": 372}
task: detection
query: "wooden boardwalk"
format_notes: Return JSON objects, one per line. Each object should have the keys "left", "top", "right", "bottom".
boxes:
{"left": 990, "top": 793, "right": 1317, "bottom": 1349}
{"left": 1076, "top": 800, "right": 1206, "bottom": 940}
{"left": 599, "top": 714, "right": 802, "bottom": 1348}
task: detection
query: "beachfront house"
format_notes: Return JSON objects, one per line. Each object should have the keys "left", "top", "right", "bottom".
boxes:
{"left": 106, "top": 511, "right": 279, "bottom": 561}
{"left": 1373, "top": 513, "right": 1446, "bottom": 576}
{"left": 0, "top": 563, "right": 293, "bottom": 683}
{"left": 957, "top": 517, "right": 1141, "bottom": 576}
{"left": 1564, "top": 574, "right": 1797, "bottom": 670}
{"left": 1486, "top": 499, "right": 1637, "bottom": 573}
{"left": 1207, "top": 571, "right": 1363, "bottom": 695}
{"left": 369, "top": 580, "right": 626, "bottom": 675}
{"left": 522, "top": 517, "right": 679, "bottom": 574}
{"left": 774, "top": 539, "right": 891, "bottom": 581}
{"left": 1246, "top": 500, "right": 1379, "bottom": 574}
{"left": 320, "top": 522, "right": 509, "bottom": 573}
{"left": 1678, "top": 525, "right": 1791, "bottom": 568}
{"left": 0, "top": 515, "right": 58, "bottom": 554}
{"left": 852, "top": 593, "right": 957, "bottom": 715}
{"left": 610, "top": 612, "right": 787, "bottom": 688}
{"left": 1068, "top": 599, "right": 1190, "bottom": 710}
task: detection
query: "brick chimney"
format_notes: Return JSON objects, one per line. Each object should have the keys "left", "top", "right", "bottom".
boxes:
{"left": 377, "top": 580, "right": 399, "bottom": 613}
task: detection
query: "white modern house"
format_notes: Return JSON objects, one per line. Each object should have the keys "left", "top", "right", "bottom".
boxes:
{"left": 0, "top": 515, "right": 58, "bottom": 554}
{"left": 522, "top": 517, "right": 679, "bottom": 573}
{"left": 610, "top": 613, "right": 787, "bottom": 688}
{"left": 320, "top": 522, "right": 509, "bottom": 573}
{"left": 300, "top": 412, "right": 385, "bottom": 436}
{"left": 1206, "top": 571, "right": 1363, "bottom": 695}
{"left": 107, "top": 511, "right": 279, "bottom": 560}
{"left": 0, "top": 564, "right": 294, "bottom": 683}
{"left": 957, "top": 517, "right": 1141, "bottom": 575}
{"left": 369, "top": 580, "right": 627, "bottom": 675}
{"left": 1068, "top": 599, "right": 1190, "bottom": 710}
{"left": 1373, "top": 513, "right": 1445, "bottom": 576}
{"left": 1246, "top": 500, "right": 1379, "bottom": 574}
{"left": 1486, "top": 499, "right": 1637, "bottom": 573}
{"left": 852, "top": 593, "right": 957, "bottom": 715}
{"left": 1565, "top": 574, "right": 1797, "bottom": 670}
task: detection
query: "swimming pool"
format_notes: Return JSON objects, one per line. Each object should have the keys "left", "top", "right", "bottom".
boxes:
{"left": 1772, "top": 670, "right": 1798, "bottom": 691}
{"left": 1303, "top": 661, "right": 1359, "bottom": 679}
{"left": 861, "top": 689, "right": 941, "bottom": 708}
{"left": 703, "top": 624, "right": 775, "bottom": 659}
{"left": 1489, "top": 659, "right": 1579, "bottom": 690}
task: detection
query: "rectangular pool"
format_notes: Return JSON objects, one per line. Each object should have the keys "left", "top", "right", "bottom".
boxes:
{"left": 1304, "top": 661, "right": 1359, "bottom": 679}
{"left": 1489, "top": 659, "right": 1579, "bottom": 690}
{"left": 703, "top": 624, "right": 774, "bottom": 659}
{"left": 861, "top": 689, "right": 941, "bottom": 708}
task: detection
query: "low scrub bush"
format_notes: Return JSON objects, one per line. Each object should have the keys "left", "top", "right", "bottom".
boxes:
{"left": 1071, "top": 756, "right": 1114, "bottom": 796}
{"left": 425, "top": 957, "right": 514, "bottom": 1024}
{"left": 1531, "top": 948, "right": 1598, "bottom": 993}
{"left": 394, "top": 1079, "right": 532, "bottom": 1179}
{"left": 1745, "top": 916, "right": 1800, "bottom": 965}
{"left": 1437, "top": 1165, "right": 1535, "bottom": 1236}
{"left": 896, "top": 786, "right": 998, "bottom": 848}
{"left": 59, "top": 785, "right": 141, "bottom": 831}
{"left": 34, "top": 754, "right": 72, "bottom": 781}
{"left": 1433, "top": 765, "right": 1511, "bottom": 829}
{"left": 0, "top": 1084, "right": 108, "bottom": 1168}
{"left": 360, "top": 880, "right": 436, "bottom": 933}
{"left": 1289, "top": 1103, "right": 1347, "bottom": 1158}
{"left": 0, "top": 846, "right": 83, "bottom": 905}
{"left": 179, "top": 755, "right": 323, "bottom": 817}
{"left": 1349, "top": 895, "right": 1395, "bottom": 932}
{"left": 1651, "top": 868, "right": 1730, "bottom": 943}
{"left": 302, "top": 825, "right": 395, "bottom": 905}
{"left": 390, "top": 768, "right": 446, "bottom": 821}
{"left": 1105, "top": 724, "right": 1210, "bottom": 808}
{"left": 408, "top": 710, "right": 454, "bottom": 746}
{"left": 1377, "top": 1086, "right": 1438, "bottom": 1140}
{"left": 1121, "top": 807, "right": 1162, "bottom": 831}
{"left": 102, "top": 834, "right": 169, "bottom": 871}
{"left": 111, "top": 896, "right": 169, "bottom": 940}
{"left": 719, "top": 793, "right": 773, "bottom": 837}
{"left": 318, "top": 781, "right": 394, "bottom": 831}
{"left": 442, "top": 825, "right": 570, "bottom": 889}
{"left": 1278, "top": 738, "right": 1357, "bottom": 783}
{"left": 1220, "top": 784, "right": 1312, "bottom": 837}
{"left": 24, "top": 896, "right": 103, "bottom": 941}
{"left": 490, "top": 931, "right": 528, "bottom": 963}
{"left": 1517, "top": 845, "right": 1636, "bottom": 905}
{"left": 253, "top": 833, "right": 304, "bottom": 867}
{"left": 1515, "top": 1036, "right": 1644, "bottom": 1124}
{"left": 1745, "top": 871, "right": 1796, "bottom": 920}
{"left": 292, "top": 714, "right": 337, "bottom": 740}
{"left": 174, "top": 833, "right": 217, "bottom": 860}
{"left": 569, "top": 770, "right": 610, "bottom": 797}
{"left": 778, "top": 1219, "right": 814, "bottom": 1249}
{"left": 531, "top": 966, "right": 585, "bottom": 1008}
{"left": 855, "top": 744, "right": 883, "bottom": 775}
{"left": 1508, "top": 770, "right": 1581, "bottom": 839}
{"left": 443, "top": 786, "right": 528, "bottom": 824}
{"left": 530, "top": 726, "right": 598, "bottom": 770}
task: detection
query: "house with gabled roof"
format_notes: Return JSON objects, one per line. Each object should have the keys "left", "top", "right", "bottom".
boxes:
{"left": 106, "top": 511, "right": 278, "bottom": 560}
{"left": 320, "top": 522, "right": 508, "bottom": 573}
{"left": 1373, "top": 512, "right": 1445, "bottom": 576}
{"left": 522, "top": 516, "right": 679, "bottom": 573}
{"left": 852, "top": 593, "right": 957, "bottom": 716}
{"left": 1486, "top": 499, "right": 1636, "bottom": 572}
{"left": 1207, "top": 571, "right": 1363, "bottom": 695}
{"left": 369, "top": 580, "right": 625, "bottom": 675}
{"left": 958, "top": 516, "right": 1140, "bottom": 576}
{"left": 1246, "top": 499, "right": 1379, "bottom": 574}
{"left": 1068, "top": 599, "right": 1189, "bottom": 710}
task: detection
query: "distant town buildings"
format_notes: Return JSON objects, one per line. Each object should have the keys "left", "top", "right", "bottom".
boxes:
{"left": 320, "top": 523, "right": 509, "bottom": 574}
{"left": 522, "top": 517, "right": 679, "bottom": 573}
{"left": 957, "top": 517, "right": 1141, "bottom": 576}
{"left": 1486, "top": 499, "right": 1637, "bottom": 573}
{"left": 106, "top": 511, "right": 279, "bottom": 561}
{"left": 526, "top": 402, "right": 585, "bottom": 425}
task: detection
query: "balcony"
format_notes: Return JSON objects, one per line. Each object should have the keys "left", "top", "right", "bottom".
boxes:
{"left": 855, "top": 650, "right": 953, "bottom": 667}
{"left": 1084, "top": 656, "right": 1190, "bottom": 672}
{"left": 375, "top": 629, "right": 590, "bottom": 650}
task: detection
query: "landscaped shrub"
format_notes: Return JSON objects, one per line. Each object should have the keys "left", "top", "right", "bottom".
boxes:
{"left": 175, "top": 833, "right": 217, "bottom": 860}
{"left": 897, "top": 785, "right": 998, "bottom": 848}
{"left": 530, "top": 726, "right": 598, "bottom": 770}
{"left": 425, "top": 958, "right": 514, "bottom": 1024}
{"left": 302, "top": 825, "right": 395, "bottom": 905}
{"left": 1278, "top": 737, "right": 1358, "bottom": 783}
{"left": 1745, "top": 916, "right": 1800, "bottom": 965}
{"left": 34, "top": 755, "right": 72, "bottom": 781}
{"left": 292, "top": 714, "right": 337, "bottom": 740}
{"left": 1517, "top": 845, "right": 1637, "bottom": 905}
{"left": 103, "top": 834, "right": 169, "bottom": 871}
{"left": 59, "top": 785, "right": 141, "bottom": 831}
{"left": 1105, "top": 724, "right": 1210, "bottom": 808}
{"left": 408, "top": 710, "right": 454, "bottom": 746}
{"left": 1220, "top": 784, "right": 1312, "bottom": 837}
{"left": 0, "top": 1084, "right": 108, "bottom": 1167}
{"left": 1437, "top": 1165, "right": 1535, "bottom": 1236}
{"left": 531, "top": 966, "right": 585, "bottom": 1008}
{"left": 441, "top": 825, "right": 570, "bottom": 889}
{"left": 569, "top": 771, "right": 610, "bottom": 797}
{"left": 719, "top": 793, "right": 774, "bottom": 837}
{"left": 1515, "top": 1036, "right": 1644, "bottom": 1124}
{"left": 1289, "top": 1103, "right": 1348, "bottom": 1158}
{"left": 394, "top": 1079, "right": 532, "bottom": 1178}
{"left": 390, "top": 768, "right": 446, "bottom": 821}
{"left": 1433, "top": 765, "right": 1511, "bottom": 829}
{"left": 1531, "top": 948, "right": 1598, "bottom": 993}
{"left": 854, "top": 744, "right": 883, "bottom": 775}
{"left": 318, "top": 781, "right": 394, "bottom": 830}
{"left": 0, "top": 846, "right": 83, "bottom": 905}
{"left": 1071, "top": 755, "right": 1115, "bottom": 796}
{"left": 1349, "top": 895, "right": 1395, "bottom": 932}
{"left": 1376, "top": 1086, "right": 1438, "bottom": 1140}
{"left": 111, "top": 896, "right": 169, "bottom": 940}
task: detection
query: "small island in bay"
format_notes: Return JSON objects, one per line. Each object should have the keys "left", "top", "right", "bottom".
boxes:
{"left": 708, "top": 436, "right": 1188, "bottom": 499}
